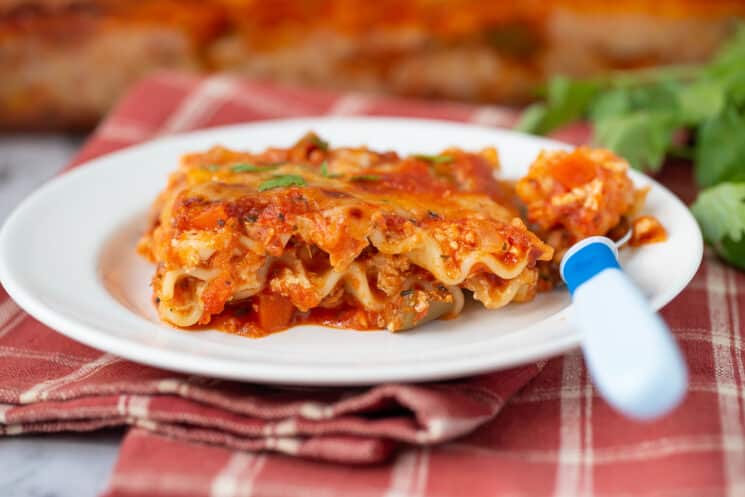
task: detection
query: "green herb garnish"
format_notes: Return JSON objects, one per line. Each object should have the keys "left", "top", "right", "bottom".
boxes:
{"left": 258, "top": 175, "right": 306, "bottom": 191}
{"left": 692, "top": 183, "right": 745, "bottom": 269}
{"left": 319, "top": 160, "right": 341, "bottom": 178}
{"left": 400, "top": 289, "right": 415, "bottom": 297}
{"left": 231, "top": 163, "right": 278, "bottom": 173}
{"left": 311, "top": 135, "right": 329, "bottom": 151}
{"left": 413, "top": 154, "right": 454, "bottom": 164}
{"left": 516, "top": 24, "right": 745, "bottom": 269}
{"left": 350, "top": 174, "right": 381, "bottom": 182}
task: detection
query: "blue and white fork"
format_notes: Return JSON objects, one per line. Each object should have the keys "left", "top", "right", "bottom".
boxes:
{"left": 560, "top": 235, "right": 688, "bottom": 420}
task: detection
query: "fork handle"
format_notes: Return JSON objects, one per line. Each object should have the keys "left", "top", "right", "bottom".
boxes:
{"left": 561, "top": 237, "right": 688, "bottom": 420}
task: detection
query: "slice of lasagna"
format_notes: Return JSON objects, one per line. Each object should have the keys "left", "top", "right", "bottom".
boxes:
{"left": 138, "top": 133, "right": 553, "bottom": 335}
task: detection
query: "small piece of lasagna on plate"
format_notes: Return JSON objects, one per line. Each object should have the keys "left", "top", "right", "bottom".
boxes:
{"left": 137, "top": 133, "right": 662, "bottom": 336}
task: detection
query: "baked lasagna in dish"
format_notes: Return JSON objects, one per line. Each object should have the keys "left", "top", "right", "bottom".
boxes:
{"left": 138, "top": 134, "right": 661, "bottom": 335}
{"left": 3, "top": 0, "right": 743, "bottom": 129}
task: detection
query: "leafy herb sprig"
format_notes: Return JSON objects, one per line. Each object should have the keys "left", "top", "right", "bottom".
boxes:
{"left": 320, "top": 160, "right": 341, "bottom": 178}
{"left": 350, "top": 174, "right": 381, "bottom": 182}
{"left": 413, "top": 154, "right": 454, "bottom": 164}
{"left": 518, "top": 25, "right": 745, "bottom": 269}
{"left": 231, "top": 163, "right": 279, "bottom": 173}
{"left": 258, "top": 175, "right": 306, "bottom": 191}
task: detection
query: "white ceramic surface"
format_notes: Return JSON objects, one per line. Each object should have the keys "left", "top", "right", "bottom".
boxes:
{"left": 0, "top": 117, "right": 703, "bottom": 385}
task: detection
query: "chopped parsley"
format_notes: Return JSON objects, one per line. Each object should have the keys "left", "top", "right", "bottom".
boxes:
{"left": 413, "top": 154, "right": 454, "bottom": 164}
{"left": 231, "top": 163, "right": 277, "bottom": 173}
{"left": 311, "top": 135, "right": 329, "bottom": 151}
{"left": 258, "top": 175, "right": 306, "bottom": 191}
{"left": 350, "top": 174, "right": 381, "bottom": 182}
{"left": 400, "top": 289, "right": 415, "bottom": 297}
{"left": 319, "top": 160, "right": 341, "bottom": 178}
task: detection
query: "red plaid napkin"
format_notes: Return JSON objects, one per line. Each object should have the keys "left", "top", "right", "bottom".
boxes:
{"left": 2, "top": 73, "right": 742, "bottom": 497}
{"left": 0, "top": 298, "right": 539, "bottom": 463}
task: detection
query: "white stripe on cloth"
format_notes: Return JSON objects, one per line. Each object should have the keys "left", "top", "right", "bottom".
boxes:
{"left": 707, "top": 263, "right": 745, "bottom": 496}
{"left": 210, "top": 452, "right": 266, "bottom": 497}
{"left": 469, "top": 106, "right": 518, "bottom": 128}
{"left": 583, "top": 369, "right": 594, "bottom": 496}
{"left": 262, "top": 419, "right": 297, "bottom": 437}
{"left": 110, "top": 473, "right": 213, "bottom": 496}
{"left": 726, "top": 268, "right": 745, "bottom": 433}
{"left": 18, "top": 353, "right": 120, "bottom": 404}
{"left": 0, "top": 310, "right": 25, "bottom": 339}
{"left": 2, "top": 423, "right": 23, "bottom": 435}
{"left": 0, "top": 298, "right": 20, "bottom": 327}
{"left": 514, "top": 381, "right": 745, "bottom": 403}
{"left": 156, "top": 378, "right": 190, "bottom": 396}
{"left": 675, "top": 329, "right": 745, "bottom": 352}
{"left": 415, "top": 415, "right": 490, "bottom": 443}
{"left": 298, "top": 402, "right": 333, "bottom": 420}
{"left": 96, "top": 120, "right": 154, "bottom": 143}
{"left": 263, "top": 437, "right": 301, "bottom": 455}
{"left": 446, "top": 434, "right": 745, "bottom": 463}
{"left": 0, "top": 346, "right": 87, "bottom": 368}
{"left": 127, "top": 395, "right": 151, "bottom": 419}
{"left": 553, "top": 350, "right": 585, "bottom": 497}
{"left": 328, "top": 94, "right": 374, "bottom": 116}
{"left": 229, "top": 84, "right": 311, "bottom": 118}
{"left": 161, "top": 77, "right": 237, "bottom": 134}
{"left": 383, "top": 448, "right": 429, "bottom": 497}
{"left": 0, "top": 403, "right": 12, "bottom": 423}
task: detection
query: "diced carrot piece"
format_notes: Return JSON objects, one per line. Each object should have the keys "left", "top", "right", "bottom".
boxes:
{"left": 191, "top": 205, "right": 228, "bottom": 230}
{"left": 256, "top": 294, "right": 295, "bottom": 331}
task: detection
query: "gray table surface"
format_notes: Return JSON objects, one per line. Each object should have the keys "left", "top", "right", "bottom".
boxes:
{"left": 1, "top": 134, "right": 121, "bottom": 497}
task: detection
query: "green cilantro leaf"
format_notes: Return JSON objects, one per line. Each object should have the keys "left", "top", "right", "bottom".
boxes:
{"left": 691, "top": 182, "right": 745, "bottom": 269}
{"left": 350, "top": 174, "right": 381, "bottom": 182}
{"left": 311, "top": 135, "right": 329, "bottom": 151}
{"left": 319, "top": 160, "right": 341, "bottom": 178}
{"left": 517, "top": 76, "right": 600, "bottom": 134}
{"left": 695, "top": 108, "right": 745, "bottom": 187}
{"left": 412, "top": 154, "right": 454, "bottom": 164}
{"left": 677, "top": 80, "right": 726, "bottom": 124}
{"left": 707, "top": 23, "right": 745, "bottom": 84}
{"left": 231, "top": 163, "right": 279, "bottom": 173}
{"left": 593, "top": 111, "right": 677, "bottom": 172}
{"left": 588, "top": 88, "right": 631, "bottom": 121}
{"left": 514, "top": 103, "right": 548, "bottom": 133}
{"left": 258, "top": 175, "right": 306, "bottom": 191}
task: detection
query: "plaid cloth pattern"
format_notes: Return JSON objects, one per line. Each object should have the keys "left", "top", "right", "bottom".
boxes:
{"left": 1, "top": 73, "right": 742, "bottom": 497}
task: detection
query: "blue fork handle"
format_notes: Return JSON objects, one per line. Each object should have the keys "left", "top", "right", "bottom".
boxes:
{"left": 561, "top": 237, "right": 688, "bottom": 420}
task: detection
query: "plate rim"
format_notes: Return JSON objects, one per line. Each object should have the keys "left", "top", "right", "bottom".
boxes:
{"left": 0, "top": 116, "right": 704, "bottom": 385}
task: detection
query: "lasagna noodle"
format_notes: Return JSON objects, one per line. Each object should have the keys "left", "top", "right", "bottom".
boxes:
{"left": 139, "top": 135, "right": 554, "bottom": 332}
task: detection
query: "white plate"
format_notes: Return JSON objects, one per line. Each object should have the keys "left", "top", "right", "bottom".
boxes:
{"left": 0, "top": 117, "right": 702, "bottom": 385}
